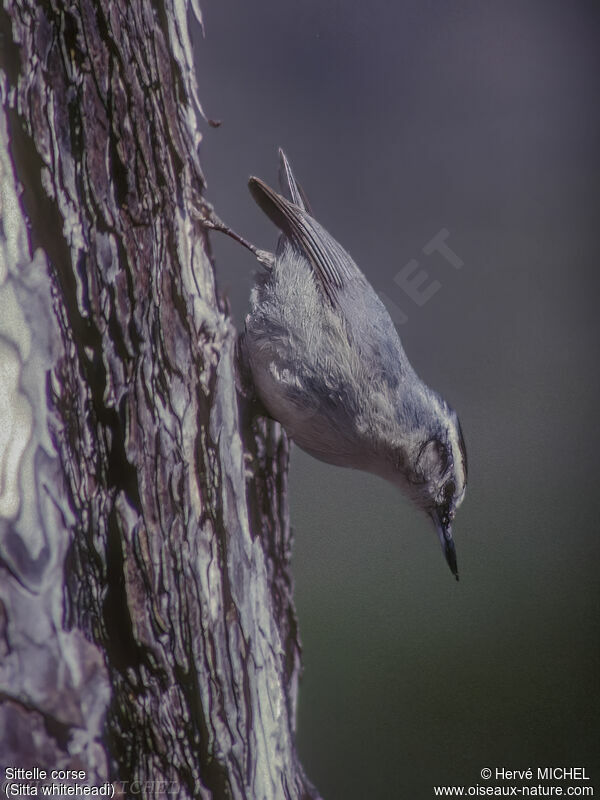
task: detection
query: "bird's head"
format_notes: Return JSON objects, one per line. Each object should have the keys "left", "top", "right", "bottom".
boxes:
{"left": 382, "top": 395, "right": 467, "bottom": 580}
{"left": 408, "top": 407, "right": 468, "bottom": 580}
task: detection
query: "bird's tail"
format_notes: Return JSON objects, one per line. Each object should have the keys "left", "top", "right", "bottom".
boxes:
{"left": 277, "top": 149, "right": 313, "bottom": 213}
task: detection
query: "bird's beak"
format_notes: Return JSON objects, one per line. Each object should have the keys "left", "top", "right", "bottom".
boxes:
{"left": 432, "top": 511, "right": 459, "bottom": 581}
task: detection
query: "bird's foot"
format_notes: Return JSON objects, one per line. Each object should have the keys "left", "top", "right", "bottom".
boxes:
{"left": 190, "top": 201, "right": 274, "bottom": 269}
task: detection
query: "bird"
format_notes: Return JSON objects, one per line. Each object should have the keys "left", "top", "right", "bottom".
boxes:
{"left": 203, "top": 149, "right": 467, "bottom": 580}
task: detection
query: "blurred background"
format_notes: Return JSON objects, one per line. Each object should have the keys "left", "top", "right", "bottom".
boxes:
{"left": 192, "top": 2, "right": 600, "bottom": 797}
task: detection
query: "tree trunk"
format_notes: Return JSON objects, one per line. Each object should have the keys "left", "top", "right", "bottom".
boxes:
{"left": 0, "top": 1, "right": 319, "bottom": 798}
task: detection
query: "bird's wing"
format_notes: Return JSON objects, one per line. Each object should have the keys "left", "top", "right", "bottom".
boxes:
{"left": 248, "top": 175, "right": 357, "bottom": 305}
{"left": 277, "top": 149, "right": 313, "bottom": 214}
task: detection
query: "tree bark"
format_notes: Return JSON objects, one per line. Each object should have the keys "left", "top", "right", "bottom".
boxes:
{"left": 0, "top": 1, "right": 319, "bottom": 798}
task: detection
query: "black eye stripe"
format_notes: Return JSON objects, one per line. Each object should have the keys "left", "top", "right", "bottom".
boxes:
{"left": 444, "top": 480, "right": 455, "bottom": 502}
{"left": 457, "top": 418, "right": 468, "bottom": 479}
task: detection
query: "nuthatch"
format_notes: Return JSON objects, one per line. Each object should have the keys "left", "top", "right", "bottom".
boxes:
{"left": 205, "top": 150, "right": 467, "bottom": 579}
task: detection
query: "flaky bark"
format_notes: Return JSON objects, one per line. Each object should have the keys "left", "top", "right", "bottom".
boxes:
{"left": 0, "top": 1, "right": 318, "bottom": 798}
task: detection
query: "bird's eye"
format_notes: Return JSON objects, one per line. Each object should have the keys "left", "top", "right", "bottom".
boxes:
{"left": 439, "top": 480, "right": 456, "bottom": 526}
